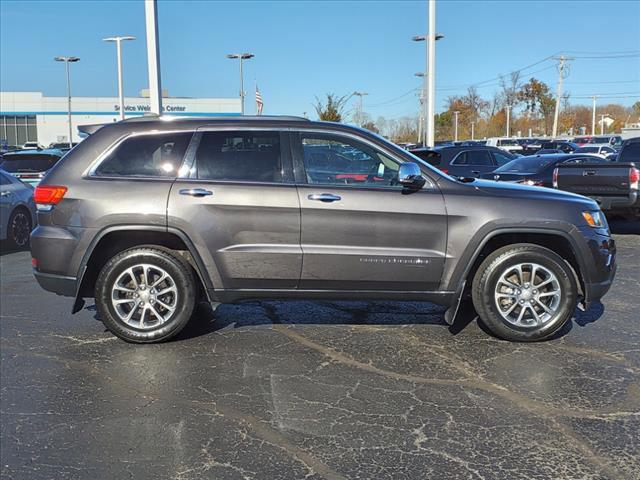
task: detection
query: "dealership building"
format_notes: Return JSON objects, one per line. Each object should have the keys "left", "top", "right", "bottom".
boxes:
{"left": 0, "top": 91, "right": 241, "bottom": 147}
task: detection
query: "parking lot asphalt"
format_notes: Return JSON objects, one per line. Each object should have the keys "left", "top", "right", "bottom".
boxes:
{"left": 1, "top": 220, "right": 639, "bottom": 480}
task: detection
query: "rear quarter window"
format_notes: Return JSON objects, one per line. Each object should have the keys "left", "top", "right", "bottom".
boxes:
{"left": 94, "top": 132, "right": 193, "bottom": 177}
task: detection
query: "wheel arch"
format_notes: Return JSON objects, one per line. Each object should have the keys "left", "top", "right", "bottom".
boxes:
{"left": 74, "top": 226, "right": 214, "bottom": 312}
{"left": 459, "top": 229, "right": 585, "bottom": 300}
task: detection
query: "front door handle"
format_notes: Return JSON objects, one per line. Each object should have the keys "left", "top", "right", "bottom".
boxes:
{"left": 471, "top": 170, "right": 480, "bottom": 175}
{"left": 308, "top": 193, "right": 341, "bottom": 202}
{"left": 179, "top": 188, "right": 213, "bottom": 197}
{"left": 0, "top": 191, "right": 11, "bottom": 197}
{"left": 583, "top": 170, "right": 597, "bottom": 176}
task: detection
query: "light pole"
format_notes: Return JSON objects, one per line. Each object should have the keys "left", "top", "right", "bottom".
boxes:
{"left": 453, "top": 111, "right": 460, "bottom": 142}
{"left": 353, "top": 91, "right": 369, "bottom": 126}
{"left": 103, "top": 36, "right": 136, "bottom": 121}
{"left": 600, "top": 114, "right": 610, "bottom": 135}
{"left": 591, "top": 96, "right": 597, "bottom": 136}
{"left": 412, "top": 27, "right": 444, "bottom": 147}
{"left": 415, "top": 72, "right": 426, "bottom": 145}
{"left": 227, "top": 53, "right": 254, "bottom": 115}
{"left": 471, "top": 121, "right": 475, "bottom": 141}
{"left": 54, "top": 56, "right": 80, "bottom": 148}
{"left": 506, "top": 104, "right": 511, "bottom": 137}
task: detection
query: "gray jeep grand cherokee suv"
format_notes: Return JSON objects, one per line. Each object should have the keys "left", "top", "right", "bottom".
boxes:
{"left": 30, "top": 116, "right": 616, "bottom": 343}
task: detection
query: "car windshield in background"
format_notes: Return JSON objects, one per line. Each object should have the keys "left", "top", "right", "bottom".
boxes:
{"left": 0, "top": 154, "right": 59, "bottom": 172}
{"left": 494, "top": 156, "right": 554, "bottom": 173}
{"left": 576, "top": 147, "right": 598, "bottom": 153}
{"left": 498, "top": 139, "right": 519, "bottom": 146}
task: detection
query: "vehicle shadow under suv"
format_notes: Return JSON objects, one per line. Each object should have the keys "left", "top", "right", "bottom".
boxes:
{"left": 86, "top": 298, "right": 603, "bottom": 343}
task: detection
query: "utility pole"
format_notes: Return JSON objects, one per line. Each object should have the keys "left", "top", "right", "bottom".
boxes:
{"left": 144, "top": 0, "right": 162, "bottom": 115}
{"left": 506, "top": 105, "right": 511, "bottom": 137}
{"left": 353, "top": 91, "right": 369, "bottom": 126}
{"left": 551, "top": 55, "right": 572, "bottom": 138}
{"left": 453, "top": 111, "right": 460, "bottom": 142}
{"left": 591, "top": 96, "right": 597, "bottom": 136}
{"left": 471, "top": 121, "right": 475, "bottom": 141}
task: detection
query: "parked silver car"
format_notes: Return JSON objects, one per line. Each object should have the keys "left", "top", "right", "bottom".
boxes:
{"left": 0, "top": 169, "right": 36, "bottom": 248}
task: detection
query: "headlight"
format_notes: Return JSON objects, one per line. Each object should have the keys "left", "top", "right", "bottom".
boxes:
{"left": 582, "top": 210, "right": 605, "bottom": 228}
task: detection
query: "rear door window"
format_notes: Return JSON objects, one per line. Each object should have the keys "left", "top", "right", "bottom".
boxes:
{"left": 94, "top": 132, "right": 192, "bottom": 177}
{"left": 492, "top": 150, "right": 514, "bottom": 166}
{"left": 194, "top": 131, "right": 287, "bottom": 183}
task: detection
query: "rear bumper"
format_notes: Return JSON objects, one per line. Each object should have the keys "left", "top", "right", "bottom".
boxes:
{"left": 592, "top": 192, "right": 639, "bottom": 211}
{"left": 33, "top": 269, "right": 77, "bottom": 297}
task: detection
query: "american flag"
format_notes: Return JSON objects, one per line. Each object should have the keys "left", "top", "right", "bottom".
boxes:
{"left": 255, "top": 84, "right": 264, "bottom": 115}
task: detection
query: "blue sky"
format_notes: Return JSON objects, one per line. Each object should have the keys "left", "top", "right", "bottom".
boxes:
{"left": 1, "top": 0, "right": 639, "bottom": 119}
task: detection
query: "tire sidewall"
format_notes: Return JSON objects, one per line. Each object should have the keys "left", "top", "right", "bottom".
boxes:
{"left": 96, "top": 249, "right": 195, "bottom": 343}
{"left": 478, "top": 247, "right": 576, "bottom": 341}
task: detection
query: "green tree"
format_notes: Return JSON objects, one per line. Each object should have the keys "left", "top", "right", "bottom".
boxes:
{"left": 518, "top": 78, "right": 555, "bottom": 134}
{"left": 313, "top": 94, "right": 348, "bottom": 122}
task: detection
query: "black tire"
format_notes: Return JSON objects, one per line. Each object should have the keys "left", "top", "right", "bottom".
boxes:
{"left": 7, "top": 207, "right": 32, "bottom": 249}
{"left": 472, "top": 243, "right": 577, "bottom": 342}
{"left": 95, "top": 247, "right": 196, "bottom": 343}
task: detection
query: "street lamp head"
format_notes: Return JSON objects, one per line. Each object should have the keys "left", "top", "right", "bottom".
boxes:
{"left": 411, "top": 33, "right": 444, "bottom": 42}
{"left": 103, "top": 36, "right": 136, "bottom": 43}
{"left": 55, "top": 56, "right": 80, "bottom": 63}
{"left": 415, "top": 72, "right": 426, "bottom": 77}
{"left": 227, "top": 53, "right": 254, "bottom": 60}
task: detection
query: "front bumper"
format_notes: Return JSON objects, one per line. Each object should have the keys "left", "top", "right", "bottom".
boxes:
{"left": 577, "top": 226, "right": 616, "bottom": 305}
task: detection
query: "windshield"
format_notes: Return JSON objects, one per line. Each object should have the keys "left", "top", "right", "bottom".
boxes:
{"left": 494, "top": 156, "right": 555, "bottom": 174}
{"left": 0, "top": 154, "right": 59, "bottom": 172}
{"left": 497, "top": 139, "right": 519, "bottom": 146}
{"left": 576, "top": 147, "right": 598, "bottom": 153}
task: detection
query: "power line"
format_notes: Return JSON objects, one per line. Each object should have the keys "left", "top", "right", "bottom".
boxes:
{"left": 566, "top": 79, "right": 640, "bottom": 85}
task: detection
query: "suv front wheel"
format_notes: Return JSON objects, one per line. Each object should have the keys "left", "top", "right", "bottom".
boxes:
{"left": 472, "top": 244, "right": 577, "bottom": 342}
{"left": 95, "top": 247, "right": 196, "bottom": 343}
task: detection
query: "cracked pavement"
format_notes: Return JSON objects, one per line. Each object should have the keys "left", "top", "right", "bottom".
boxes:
{"left": 1, "top": 221, "right": 639, "bottom": 479}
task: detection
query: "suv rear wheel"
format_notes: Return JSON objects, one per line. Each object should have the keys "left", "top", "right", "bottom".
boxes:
{"left": 95, "top": 247, "right": 196, "bottom": 343}
{"left": 472, "top": 244, "right": 577, "bottom": 342}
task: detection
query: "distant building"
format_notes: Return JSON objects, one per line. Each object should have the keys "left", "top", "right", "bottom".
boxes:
{"left": 0, "top": 91, "right": 241, "bottom": 147}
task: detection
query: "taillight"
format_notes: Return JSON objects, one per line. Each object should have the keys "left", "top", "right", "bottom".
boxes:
{"left": 630, "top": 167, "right": 639, "bottom": 190}
{"left": 34, "top": 185, "right": 67, "bottom": 211}
{"left": 552, "top": 168, "right": 559, "bottom": 188}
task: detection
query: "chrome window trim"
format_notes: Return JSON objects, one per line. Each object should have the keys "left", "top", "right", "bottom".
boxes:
{"left": 293, "top": 127, "right": 437, "bottom": 190}
{"left": 84, "top": 129, "right": 196, "bottom": 178}
{"left": 182, "top": 127, "right": 291, "bottom": 183}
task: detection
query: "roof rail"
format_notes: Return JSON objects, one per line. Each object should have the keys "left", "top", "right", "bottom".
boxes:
{"left": 119, "top": 114, "right": 310, "bottom": 123}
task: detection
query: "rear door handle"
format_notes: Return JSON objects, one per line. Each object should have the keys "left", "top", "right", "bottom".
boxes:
{"left": 0, "top": 191, "right": 11, "bottom": 197}
{"left": 308, "top": 193, "right": 341, "bottom": 202}
{"left": 471, "top": 170, "right": 480, "bottom": 175}
{"left": 179, "top": 188, "right": 213, "bottom": 197}
{"left": 584, "top": 170, "right": 597, "bottom": 176}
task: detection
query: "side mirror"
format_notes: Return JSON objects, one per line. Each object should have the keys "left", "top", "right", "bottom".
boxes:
{"left": 398, "top": 162, "right": 426, "bottom": 189}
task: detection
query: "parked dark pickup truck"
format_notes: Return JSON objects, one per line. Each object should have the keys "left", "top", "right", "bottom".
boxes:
{"left": 553, "top": 137, "right": 640, "bottom": 218}
{"left": 553, "top": 162, "right": 639, "bottom": 218}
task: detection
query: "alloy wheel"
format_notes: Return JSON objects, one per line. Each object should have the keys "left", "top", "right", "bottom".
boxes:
{"left": 494, "top": 262, "right": 562, "bottom": 328}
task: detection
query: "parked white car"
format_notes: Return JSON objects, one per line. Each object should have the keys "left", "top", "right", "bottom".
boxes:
{"left": 573, "top": 144, "right": 617, "bottom": 158}
{"left": 485, "top": 137, "right": 523, "bottom": 153}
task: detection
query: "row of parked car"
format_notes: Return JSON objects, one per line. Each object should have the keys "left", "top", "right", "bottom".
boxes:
{"left": 0, "top": 144, "right": 70, "bottom": 248}
{"left": 410, "top": 136, "right": 639, "bottom": 219}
